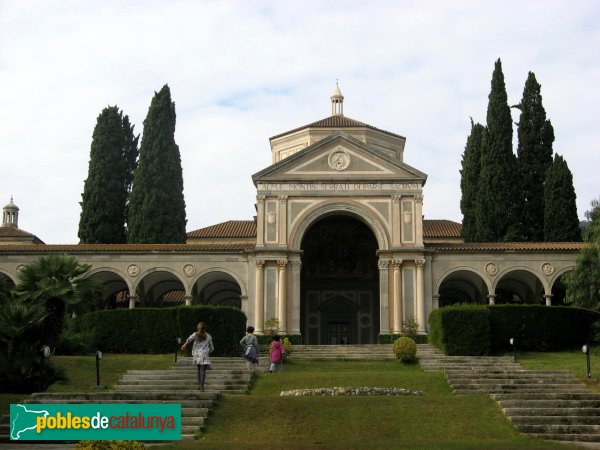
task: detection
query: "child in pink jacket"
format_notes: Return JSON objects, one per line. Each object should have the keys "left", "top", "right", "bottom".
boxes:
{"left": 269, "top": 335, "right": 285, "bottom": 373}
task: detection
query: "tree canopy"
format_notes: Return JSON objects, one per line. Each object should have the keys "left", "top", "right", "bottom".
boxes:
{"left": 127, "top": 84, "right": 187, "bottom": 243}
{"left": 460, "top": 120, "right": 485, "bottom": 242}
{"left": 78, "top": 105, "right": 138, "bottom": 244}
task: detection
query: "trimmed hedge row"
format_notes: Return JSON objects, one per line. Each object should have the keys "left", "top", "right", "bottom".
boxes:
{"left": 77, "top": 306, "right": 246, "bottom": 356}
{"left": 428, "top": 305, "right": 599, "bottom": 355}
{"left": 377, "top": 334, "right": 428, "bottom": 344}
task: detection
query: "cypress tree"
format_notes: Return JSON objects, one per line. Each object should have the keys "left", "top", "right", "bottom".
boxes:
{"left": 475, "top": 59, "right": 521, "bottom": 241}
{"left": 515, "top": 72, "right": 555, "bottom": 241}
{"left": 128, "top": 84, "right": 187, "bottom": 243}
{"left": 78, "top": 106, "right": 139, "bottom": 243}
{"left": 543, "top": 154, "right": 581, "bottom": 241}
{"left": 460, "top": 120, "right": 485, "bottom": 242}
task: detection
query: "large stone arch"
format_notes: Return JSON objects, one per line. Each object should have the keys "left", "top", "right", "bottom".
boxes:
{"left": 0, "top": 269, "right": 16, "bottom": 297}
{"left": 436, "top": 267, "right": 490, "bottom": 307}
{"left": 132, "top": 268, "right": 187, "bottom": 308}
{"left": 191, "top": 268, "right": 246, "bottom": 308}
{"left": 289, "top": 200, "right": 390, "bottom": 252}
{"left": 493, "top": 267, "right": 547, "bottom": 304}
{"left": 549, "top": 265, "right": 574, "bottom": 306}
{"left": 86, "top": 267, "right": 130, "bottom": 309}
{"left": 299, "top": 214, "right": 380, "bottom": 344}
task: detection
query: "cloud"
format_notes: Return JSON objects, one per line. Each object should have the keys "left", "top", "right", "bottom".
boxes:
{"left": 0, "top": 0, "right": 598, "bottom": 242}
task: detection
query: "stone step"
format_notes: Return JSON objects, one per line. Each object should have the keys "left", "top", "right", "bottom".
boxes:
{"left": 505, "top": 408, "right": 600, "bottom": 418}
{"left": 119, "top": 375, "right": 251, "bottom": 383}
{"left": 499, "top": 399, "right": 600, "bottom": 408}
{"left": 527, "top": 433, "right": 600, "bottom": 443}
{"left": 23, "top": 398, "right": 215, "bottom": 408}
{"left": 445, "top": 370, "right": 574, "bottom": 377}
{"left": 515, "top": 424, "right": 600, "bottom": 434}
{"left": 447, "top": 376, "right": 578, "bottom": 384}
{"left": 492, "top": 392, "right": 600, "bottom": 401}
{"left": 29, "top": 391, "right": 219, "bottom": 401}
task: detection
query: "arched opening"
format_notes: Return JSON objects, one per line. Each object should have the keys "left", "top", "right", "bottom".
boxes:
{"left": 192, "top": 272, "right": 242, "bottom": 308}
{"left": 135, "top": 271, "right": 186, "bottom": 308}
{"left": 551, "top": 272, "right": 569, "bottom": 306}
{"left": 300, "top": 215, "right": 379, "bottom": 344}
{"left": 495, "top": 270, "right": 544, "bottom": 304}
{"left": 0, "top": 272, "right": 15, "bottom": 303}
{"left": 438, "top": 270, "right": 489, "bottom": 307}
{"left": 86, "top": 270, "right": 129, "bottom": 310}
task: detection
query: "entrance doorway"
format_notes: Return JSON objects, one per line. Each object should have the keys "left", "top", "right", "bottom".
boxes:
{"left": 300, "top": 215, "right": 379, "bottom": 344}
{"left": 328, "top": 322, "right": 350, "bottom": 345}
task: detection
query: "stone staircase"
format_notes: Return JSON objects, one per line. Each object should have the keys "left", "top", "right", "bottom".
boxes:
{"left": 0, "top": 356, "right": 251, "bottom": 444}
{"left": 289, "top": 344, "right": 394, "bottom": 360}
{"left": 418, "top": 344, "right": 600, "bottom": 445}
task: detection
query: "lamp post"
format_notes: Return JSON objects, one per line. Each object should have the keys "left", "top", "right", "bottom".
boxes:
{"left": 95, "top": 350, "right": 103, "bottom": 387}
{"left": 582, "top": 345, "right": 591, "bottom": 379}
{"left": 175, "top": 337, "right": 181, "bottom": 363}
{"left": 509, "top": 338, "right": 516, "bottom": 362}
{"left": 40, "top": 345, "right": 50, "bottom": 392}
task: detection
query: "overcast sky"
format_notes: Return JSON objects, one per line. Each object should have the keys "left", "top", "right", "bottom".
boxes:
{"left": 1, "top": 0, "right": 598, "bottom": 244}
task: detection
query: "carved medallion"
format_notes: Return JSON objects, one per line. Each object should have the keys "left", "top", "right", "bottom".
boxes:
{"left": 328, "top": 150, "right": 350, "bottom": 171}
{"left": 183, "top": 264, "right": 196, "bottom": 277}
{"left": 485, "top": 263, "right": 497, "bottom": 276}
{"left": 127, "top": 264, "right": 139, "bottom": 277}
{"left": 542, "top": 263, "right": 555, "bottom": 276}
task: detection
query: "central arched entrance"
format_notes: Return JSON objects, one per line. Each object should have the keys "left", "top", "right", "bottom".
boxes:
{"left": 300, "top": 215, "right": 379, "bottom": 344}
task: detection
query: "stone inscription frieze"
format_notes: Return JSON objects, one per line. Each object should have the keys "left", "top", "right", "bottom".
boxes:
{"left": 257, "top": 182, "right": 420, "bottom": 192}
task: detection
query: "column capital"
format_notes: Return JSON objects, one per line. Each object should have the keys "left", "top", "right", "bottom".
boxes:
{"left": 378, "top": 259, "right": 390, "bottom": 270}
{"left": 415, "top": 194, "right": 424, "bottom": 205}
{"left": 391, "top": 194, "right": 401, "bottom": 203}
{"left": 256, "top": 195, "right": 266, "bottom": 204}
{"left": 291, "top": 260, "right": 302, "bottom": 270}
{"left": 415, "top": 259, "right": 426, "bottom": 270}
{"left": 255, "top": 259, "right": 265, "bottom": 269}
{"left": 392, "top": 259, "right": 403, "bottom": 269}
{"left": 277, "top": 259, "right": 288, "bottom": 268}
{"left": 278, "top": 195, "right": 288, "bottom": 203}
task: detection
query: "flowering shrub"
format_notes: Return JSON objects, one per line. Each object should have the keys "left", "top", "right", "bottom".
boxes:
{"left": 283, "top": 337, "right": 292, "bottom": 355}
{"left": 393, "top": 336, "right": 417, "bottom": 363}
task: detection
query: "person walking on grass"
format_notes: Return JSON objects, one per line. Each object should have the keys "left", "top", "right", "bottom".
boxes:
{"left": 181, "top": 322, "right": 214, "bottom": 391}
{"left": 269, "top": 335, "right": 285, "bottom": 373}
{"left": 240, "top": 326, "right": 259, "bottom": 371}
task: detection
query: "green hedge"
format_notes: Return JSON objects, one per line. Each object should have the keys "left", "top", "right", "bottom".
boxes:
{"left": 489, "top": 305, "right": 599, "bottom": 352}
{"left": 428, "top": 305, "right": 491, "bottom": 355}
{"left": 77, "top": 306, "right": 246, "bottom": 356}
{"left": 377, "top": 334, "right": 428, "bottom": 344}
{"left": 428, "top": 304, "right": 600, "bottom": 355}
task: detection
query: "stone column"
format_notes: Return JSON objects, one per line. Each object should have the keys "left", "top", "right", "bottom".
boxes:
{"left": 378, "top": 259, "right": 390, "bottom": 334}
{"left": 256, "top": 196, "right": 265, "bottom": 247}
{"left": 255, "top": 260, "right": 265, "bottom": 333}
{"left": 391, "top": 195, "right": 401, "bottom": 247}
{"left": 128, "top": 293, "right": 136, "bottom": 309}
{"left": 184, "top": 295, "right": 192, "bottom": 307}
{"left": 487, "top": 293, "right": 496, "bottom": 305}
{"left": 415, "top": 195, "right": 424, "bottom": 247}
{"left": 278, "top": 195, "right": 288, "bottom": 247}
{"left": 392, "top": 259, "right": 403, "bottom": 333}
{"left": 544, "top": 294, "right": 553, "bottom": 306}
{"left": 277, "top": 259, "right": 288, "bottom": 333}
{"left": 432, "top": 294, "right": 440, "bottom": 310}
{"left": 290, "top": 260, "right": 302, "bottom": 335}
{"left": 415, "top": 259, "right": 426, "bottom": 332}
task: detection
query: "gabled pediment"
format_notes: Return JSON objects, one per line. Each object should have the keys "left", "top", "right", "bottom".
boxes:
{"left": 253, "top": 131, "right": 427, "bottom": 184}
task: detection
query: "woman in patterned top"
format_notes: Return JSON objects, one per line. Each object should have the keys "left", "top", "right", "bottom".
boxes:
{"left": 181, "top": 322, "right": 214, "bottom": 391}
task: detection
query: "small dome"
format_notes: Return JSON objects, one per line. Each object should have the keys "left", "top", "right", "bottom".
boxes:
{"left": 4, "top": 196, "right": 18, "bottom": 211}
{"left": 331, "top": 81, "right": 344, "bottom": 100}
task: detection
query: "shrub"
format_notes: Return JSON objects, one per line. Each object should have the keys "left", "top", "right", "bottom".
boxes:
{"left": 283, "top": 337, "right": 292, "bottom": 355}
{"left": 428, "top": 305, "right": 491, "bottom": 355}
{"left": 378, "top": 334, "right": 428, "bottom": 344}
{"left": 393, "top": 336, "right": 417, "bottom": 362}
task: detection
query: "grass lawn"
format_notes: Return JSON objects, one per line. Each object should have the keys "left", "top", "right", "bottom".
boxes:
{"left": 0, "top": 353, "right": 173, "bottom": 416}
{"left": 155, "top": 359, "right": 577, "bottom": 450}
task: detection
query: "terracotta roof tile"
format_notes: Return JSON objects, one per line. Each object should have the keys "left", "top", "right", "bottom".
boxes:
{"left": 426, "top": 242, "right": 584, "bottom": 252}
{"left": 423, "top": 220, "right": 462, "bottom": 238}
{"left": 0, "top": 226, "right": 44, "bottom": 244}
{"left": 0, "top": 242, "right": 255, "bottom": 253}
{"left": 187, "top": 220, "right": 256, "bottom": 239}
{"left": 270, "top": 115, "right": 405, "bottom": 140}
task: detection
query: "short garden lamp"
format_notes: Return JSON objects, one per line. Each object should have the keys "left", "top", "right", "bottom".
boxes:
{"left": 509, "top": 338, "right": 516, "bottom": 362}
{"left": 95, "top": 350, "right": 103, "bottom": 387}
{"left": 582, "top": 345, "right": 591, "bottom": 379}
{"left": 175, "top": 337, "right": 182, "bottom": 363}
{"left": 39, "top": 345, "right": 51, "bottom": 391}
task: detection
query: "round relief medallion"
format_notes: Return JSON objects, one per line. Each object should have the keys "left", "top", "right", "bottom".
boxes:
{"left": 127, "top": 264, "right": 139, "bottom": 277}
{"left": 485, "top": 263, "right": 498, "bottom": 275}
{"left": 328, "top": 150, "right": 351, "bottom": 171}
{"left": 183, "top": 264, "right": 196, "bottom": 277}
{"left": 16, "top": 264, "right": 26, "bottom": 273}
{"left": 541, "top": 263, "right": 555, "bottom": 276}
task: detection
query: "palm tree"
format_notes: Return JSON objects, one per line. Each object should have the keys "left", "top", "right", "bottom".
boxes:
{"left": 13, "top": 254, "right": 101, "bottom": 346}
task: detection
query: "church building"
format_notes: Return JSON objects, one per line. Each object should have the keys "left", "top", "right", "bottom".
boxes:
{"left": 0, "top": 84, "right": 583, "bottom": 344}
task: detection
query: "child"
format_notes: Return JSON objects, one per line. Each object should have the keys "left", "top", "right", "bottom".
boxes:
{"left": 240, "top": 326, "right": 259, "bottom": 371}
{"left": 269, "top": 335, "right": 285, "bottom": 373}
